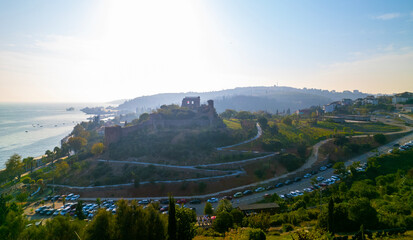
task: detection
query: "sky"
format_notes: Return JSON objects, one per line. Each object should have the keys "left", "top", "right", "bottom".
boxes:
{"left": 0, "top": 0, "right": 412, "bottom": 103}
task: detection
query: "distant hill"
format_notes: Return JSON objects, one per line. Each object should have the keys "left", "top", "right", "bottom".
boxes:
{"left": 116, "top": 86, "right": 368, "bottom": 114}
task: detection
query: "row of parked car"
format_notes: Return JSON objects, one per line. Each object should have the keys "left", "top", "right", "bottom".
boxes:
{"left": 35, "top": 202, "right": 78, "bottom": 216}
{"left": 227, "top": 163, "right": 334, "bottom": 200}
{"left": 43, "top": 193, "right": 80, "bottom": 202}
{"left": 280, "top": 174, "right": 341, "bottom": 199}
{"left": 35, "top": 200, "right": 117, "bottom": 219}
{"left": 389, "top": 140, "right": 413, "bottom": 153}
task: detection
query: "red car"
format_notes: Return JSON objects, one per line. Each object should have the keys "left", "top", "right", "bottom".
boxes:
{"left": 176, "top": 199, "right": 187, "bottom": 204}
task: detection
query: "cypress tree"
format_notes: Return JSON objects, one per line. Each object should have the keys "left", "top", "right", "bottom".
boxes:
{"left": 328, "top": 197, "right": 334, "bottom": 234}
{"left": 168, "top": 195, "right": 177, "bottom": 240}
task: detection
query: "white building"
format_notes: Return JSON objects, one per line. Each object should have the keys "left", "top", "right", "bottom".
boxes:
{"left": 323, "top": 103, "right": 337, "bottom": 113}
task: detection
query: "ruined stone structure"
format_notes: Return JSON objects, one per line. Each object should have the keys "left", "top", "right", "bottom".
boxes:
{"left": 181, "top": 96, "right": 200, "bottom": 110}
{"left": 104, "top": 97, "right": 224, "bottom": 146}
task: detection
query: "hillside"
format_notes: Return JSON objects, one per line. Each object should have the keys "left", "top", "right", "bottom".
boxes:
{"left": 117, "top": 86, "right": 368, "bottom": 114}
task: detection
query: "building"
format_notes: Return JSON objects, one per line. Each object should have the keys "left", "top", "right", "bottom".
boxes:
{"left": 238, "top": 203, "right": 280, "bottom": 215}
{"left": 341, "top": 98, "right": 353, "bottom": 106}
{"left": 182, "top": 96, "right": 200, "bottom": 110}
{"left": 323, "top": 102, "right": 339, "bottom": 113}
{"left": 295, "top": 109, "right": 312, "bottom": 116}
{"left": 392, "top": 92, "right": 413, "bottom": 104}
{"left": 104, "top": 97, "right": 224, "bottom": 146}
{"left": 364, "top": 96, "right": 378, "bottom": 105}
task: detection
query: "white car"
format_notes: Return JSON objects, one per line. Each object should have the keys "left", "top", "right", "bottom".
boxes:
{"left": 316, "top": 176, "right": 324, "bottom": 182}
{"left": 303, "top": 188, "right": 313, "bottom": 192}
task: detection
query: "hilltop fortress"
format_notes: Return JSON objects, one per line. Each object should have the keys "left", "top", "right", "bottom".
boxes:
{"left": 104, "top": 97, "right": 224, "bottom": 146}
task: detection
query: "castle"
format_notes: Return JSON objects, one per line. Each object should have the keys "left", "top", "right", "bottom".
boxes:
{"left": 104, "top": 97, "right": 223, "bottom": 146}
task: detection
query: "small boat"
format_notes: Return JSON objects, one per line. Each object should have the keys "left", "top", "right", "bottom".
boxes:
{"left": 25, "top": 131, "right": 28, "bottom": 133}
{"left": 66, "top": 107, "right": 75, "bottom": 111}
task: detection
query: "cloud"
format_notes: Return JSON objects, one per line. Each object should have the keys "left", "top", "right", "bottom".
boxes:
{"left": 374, "top": 13, "right": 401, "bottom": 20}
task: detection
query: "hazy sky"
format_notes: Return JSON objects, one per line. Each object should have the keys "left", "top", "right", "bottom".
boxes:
{"left": 0, "top": 0, "right": 412, "bottom": 102}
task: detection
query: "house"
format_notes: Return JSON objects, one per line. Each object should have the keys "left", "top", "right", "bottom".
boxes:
{"left": 295, "top": 109, "right": 312, "bottom": 116}
{"left": 392, "top": 92, "right": 413, "bottom": 104}
{"left": 364, "top": 96, "right": 378, "bottom": 105}
{"left": 323, "top": 102, "right": 339, "bottom": 113}
{"left": 238, "top": 203, "right": 280, "bottom": 215}
{"left": 341, "top": 98, "right": 353, "bottom": 106}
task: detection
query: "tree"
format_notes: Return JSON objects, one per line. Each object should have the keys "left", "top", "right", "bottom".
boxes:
{"left": 76, "top": 201, "right": 85, "bottom": 220}
{"left": 247, "top": 213, "right": 270, "bottom": 231}
{"left": 230, "top": 209, "right": 244, "bottom": 227}
{"left": 328, "top": 198, "right": 334, "bottom": 234}
{"left": 333, "top": 162, "right": 346, "bottom": 177}
{"left": 220, "top": 109, "right": 237, "bottom": 119}
{"left": 54, "top": 146, "right": 62, "bottom": 158}
{"left": 348, "top": 198, "right": 378, "bottom": 229}
{"left": 282, "top": 117, "right": 292, "bottom": 126}
{"left": 72, "top": 124, "right": 90, "bottom": 139}
{"left": 168, "top": 195, "right": 177, "bottom": 240}
{"left": 91, "top": 143, "right": 105, "bottom": 156}
{"left": 0, "top": 210, "right": 26, "bottom": 240}
{"left": 269, "top": 124, "right": 279, "bottom": 135}
{"left": 257, "top": 117, "right": 269, "bottom": 129}
{"left": 45, "top": 216, "right": 85, "bottom": 240}
{"left": 22, "top": 157, "right": 34, "bottom": 172}
{"left": 213, "top": 211, "right": 233, "bottom": 233}
{"left": 176, "top": 206, "right": 196, "bottom": 240}
{"left": 373, "top": 134, "right": 386, "bottom": 144}
{"left": 145, "top": 204, "right": 167, "bottom": 240}
{"left": 216, "top": 199, "right": 232, "bottom": 213}
{"left": 85, "top": 209, "right": 116, "bottom": 240}
{"left": 5, "top": 154, "right": 24, "bottom": 180}
{"left": 68, "top": 137, "right": 87, "bottom": 153}
{"left": 204, "top": 202, "right": 213, "bottom": 215}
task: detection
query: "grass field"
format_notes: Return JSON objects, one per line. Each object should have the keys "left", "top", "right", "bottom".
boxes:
{"left": 194, "top": 229, "right": 413, "bottom": 240}
{"left": 316, "top": 120, "right": 402, "bottom": 133}
{"left": 223, "top": 119, "right": 242, "bottom": 130}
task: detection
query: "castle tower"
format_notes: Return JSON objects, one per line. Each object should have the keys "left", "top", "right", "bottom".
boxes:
{"left": 181, "top": 96, "right": 200, "bottom": 110}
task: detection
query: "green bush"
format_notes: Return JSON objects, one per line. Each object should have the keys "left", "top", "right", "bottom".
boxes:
{"left": 282, "top": 223, "right": 294, "bottom": 232}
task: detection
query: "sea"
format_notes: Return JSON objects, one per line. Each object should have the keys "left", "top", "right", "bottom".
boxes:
{"left": 0, "top": 103, "right": 104, "bottom": 169}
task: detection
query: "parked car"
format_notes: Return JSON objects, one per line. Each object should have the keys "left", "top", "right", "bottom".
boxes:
{"left": 311, "top": 170, "right": 318, "bottom": 175}
{"left": 266, "top": 185, "right": 275, "bottom": 190}
{"left": 176, "top": 199, "right": 188, "bottom": 204}
{"left": 138, "top": 199, "right": 150, "bottom": 205}
{"left": 319, "top": 166, "right": 327, "bottom": 171}
{"left": 284, "top": 180, "right": 293, "bottom": 185}
{"left": 294, "top": 177, "right": 302, "bottom": 182}
{"left": 303, "top": 173, "right": 312, "bottom": 178}
{"left": 221, "top": 196, "right": 233, "bottom": 201}
{"left": 316, "top": 176, "right": 324, "bottom": 182}
{"left": 189, "top": 199, "right": 201, "bottom": 204}
{"left": 35, "top": 206, "right": 48, "bottom": 214}
{"left": 233, "top": 192, "right": 243, "bottom": 198}
{"left": 275, "top": 183, "right": 284, "bottom": 188}
{"left": 207, "top": 198, "right": 218, "bottom": 203}
{"left": 254, "top": 187, "right": 265, "bottom": 192}
{"left": 243, "top": 190, "right": 253, "bottom": 195}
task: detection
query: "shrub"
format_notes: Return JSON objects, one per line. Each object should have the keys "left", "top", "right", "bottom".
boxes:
{"left": 22, "top": 177, "right": 31, "bottom": 184}
{"left": 282, "top": 223, "right": 294, "bottom": 232}
{"left": 374, "top": 134, "right": 386, "bottom": 144}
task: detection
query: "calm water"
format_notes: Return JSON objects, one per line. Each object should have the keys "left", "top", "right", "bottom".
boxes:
{"left": 0, "top": 103, "right": 100, "bottom": 168}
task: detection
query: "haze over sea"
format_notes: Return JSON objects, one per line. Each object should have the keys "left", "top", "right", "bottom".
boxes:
{"left": 0, "top": 103, "right": 99, "bottom": 168}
